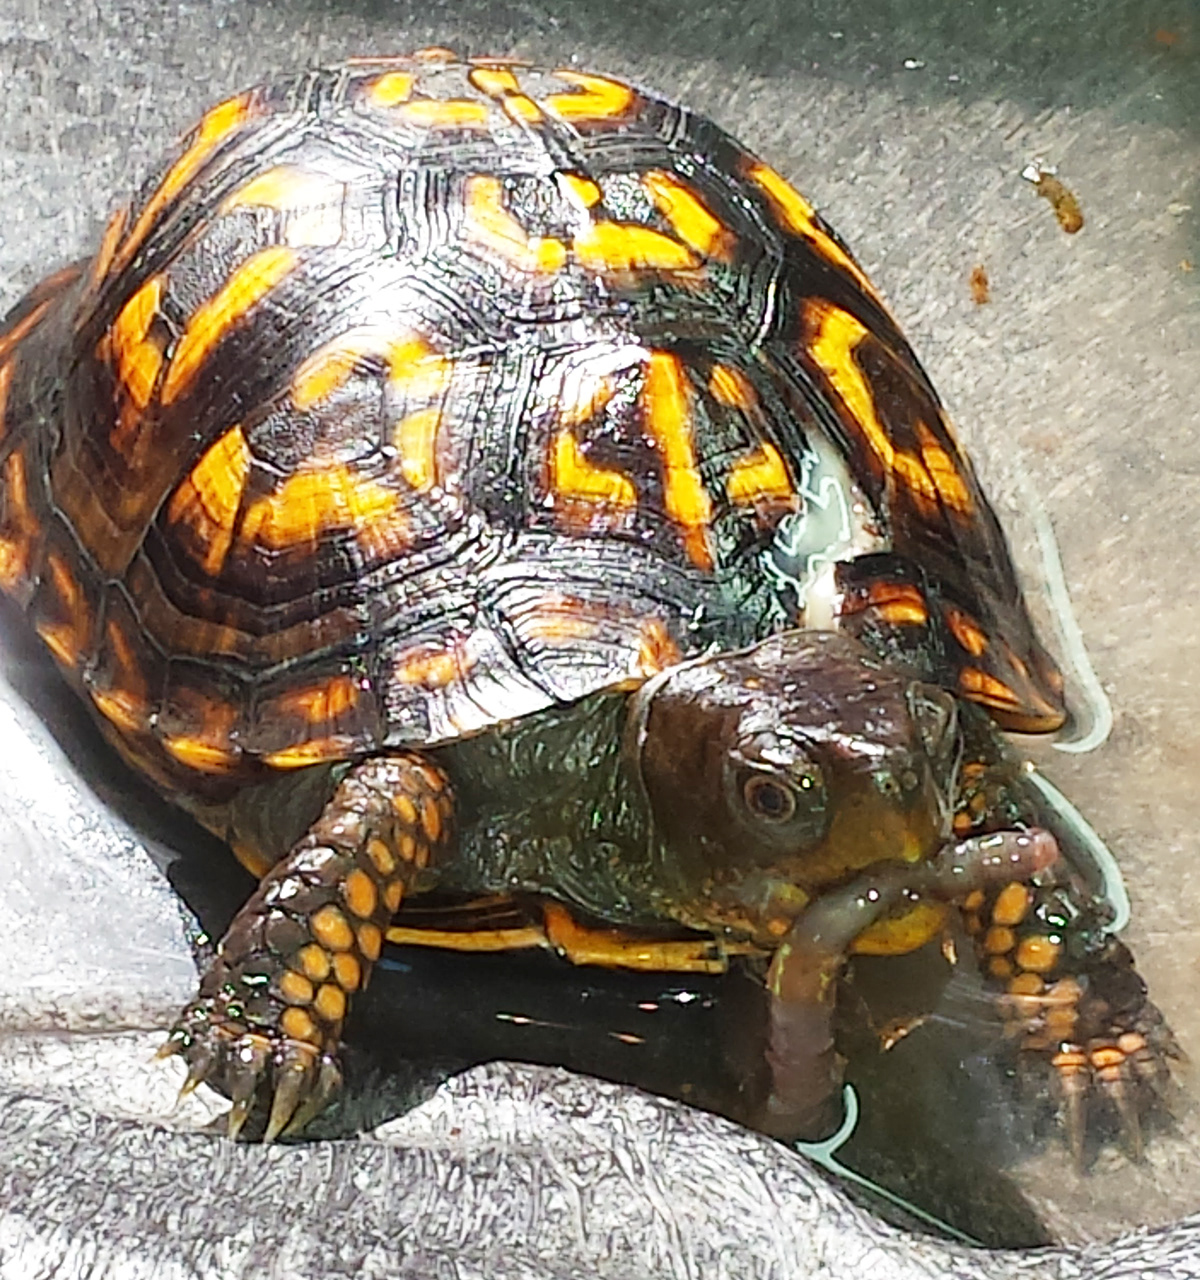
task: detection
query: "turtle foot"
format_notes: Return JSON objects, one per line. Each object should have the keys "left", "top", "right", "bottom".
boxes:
{"left": 161, "top": 997, "right": 344, "bottom": 1141}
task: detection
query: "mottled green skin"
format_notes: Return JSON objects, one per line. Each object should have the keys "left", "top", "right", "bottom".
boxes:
{"left": 434, "top": 694, "right": 658, "bottom": 923}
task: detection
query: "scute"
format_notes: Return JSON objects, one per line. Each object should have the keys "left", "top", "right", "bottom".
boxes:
{"left": 0, "top": 53, "right": 1064, "bottom": 794}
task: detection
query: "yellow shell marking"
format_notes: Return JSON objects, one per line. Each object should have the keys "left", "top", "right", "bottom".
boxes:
{"left": 502, "top": 95, "right": 543, "bottom": 124}
{"left": 805, "top": 298, "right": 941, "bottom": 511}
{"left": 162, "top": 735, "right": 240, "bottom": 772}
{"left": 397, "top": 99, "right": 490, "bottom": 129}
{"left": 546, "top": 71, "right": 635, "bottom": 121}
{"left": 389, "top": 336, "right": 452, "bottom": 401}
{"left": 464, "top": 63, "right": 544, "bottom": 127}
{"left": 365, "top": 71, "right": 415, "bottom": 106}
{"left": 0, "top": 450, "right": 35, "bottom": 591}
{"left": 292, "top": 329, "right": 387, "bottom": 410}
{"left": 555, "top": 364, "right": 616, "bottom": 429}
{"left": 464, "top": 176, "right": 567, "bottom": 274}
{"left": 916, "top": 421, "right": 974, "bottom": 515}
{"left": 573, "top": 221, "right": 697, "bottom": 274}
{"left": 165, "top": 425, "right": 252, "bottom": 577}
{"left": 640, "top": 352, "right": 714, "bottom": 570}
{"left": 746, "top": 160, "right": 880, "bottom": 300}
{"left": 394, "top": 407, "right": 441, "bottom": 494}
{"left": 550, "top": 428, "right": 637, "bottom": 525}
{"left": 559, "top": 172, "right": 602, "bottom": 208}
{"left": 113, "top": 92, "right": 254, "bottom": 281}
{"left": 464, "top": 171, "right": 706, "bottom": 279}
{"left": 0, "top": 362, "right": 11, "bottom": 445}
{"left": 88, "top": 620, "right": 149, "bottom": 735}
{"left": 0, "top": 298, "right": 53, "bottom": 365}
{"left": 220, "top": 166, "right": 347, "bottom": 248}
{"left": 239, "top": 464, "right": 403, "bottom": 553}
{"left": 805, "top": 302, "right": 887, "bottom": 459}
{"left": 642, "top": 171, "right": 734, "bottom": 261}
{"left": 393, "top": 641, "right": 473, "bottom": 689}
{"left": 162, "top": 246, "right": 297, "bottom": 404}
{"left": 853, "top": 581, "right": 929, "bottom": 628}
{"left": 725, "top": 442, "right": 795, "bottom": 507}
{"left": 467, "top": 67, "right": 520, "bottom": 96}
{"left": 107, "top": 275, "right": 164, "bottom": 413}
{"left": 275, "top": 673, "right": 359, "bottom": 723}
{"left": 161, "top": 696, "right": 240, "bottom": 773}
{"left": 958, "top": 666, "right": 1021, "bottom": 713}
{"left": 263, "top": 674, "right": 365, "bottom": 770}
{"left": 520, "top": 601, "right": 603, "bottom": 644}
{"left": 636, "top": 618, "right": 682, "bottom": 677}
{"left": 220, "top": 166, "right": 340, "bottom": 213}
{"left": 707, "top": 363, "right": 757, "bottom": 411}
{"left": 292, "top": 329, "right": 449, "bottom": 415}
{"left": 35, "top": 552, "right": 91, "bottom": 670}
{"left": 876, "top": 597, "right": 928, "bottom": 627}
{"left": 945, "top": 607, "right": 989, "bottom": 658}
{"left": 87, "top": 206, "right": 129, "bottom": 292}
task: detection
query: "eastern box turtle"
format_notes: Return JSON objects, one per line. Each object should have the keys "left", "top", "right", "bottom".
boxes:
{"left": 0, "top": 50, "right": 1175, "bottom": 1154}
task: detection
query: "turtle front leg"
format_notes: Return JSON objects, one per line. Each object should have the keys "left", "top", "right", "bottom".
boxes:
{"left": 963, "top": 877, "right": 1181, "bottom": 1165}
{"left": 952, "top": 725, "right": 1181, "bottom": 1164}
{"left": 162, "top": 752, "right": 453, "bottom": 1140}
{"left": 759, "top": 827, "right": 1059, "bottom": 1141}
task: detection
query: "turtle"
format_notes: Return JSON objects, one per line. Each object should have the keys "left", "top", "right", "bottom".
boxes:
{"left": 0, "top": 50, "right": 1174, "bottom": 1153}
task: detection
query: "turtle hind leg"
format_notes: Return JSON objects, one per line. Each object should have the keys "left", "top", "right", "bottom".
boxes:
{"left": 160, "top": 751, "right": 454, "bottom": 1141}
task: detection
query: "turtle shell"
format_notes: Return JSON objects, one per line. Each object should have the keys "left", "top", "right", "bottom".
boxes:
{"left": 0, "top": 52, "right": 1064, "bottom": 812}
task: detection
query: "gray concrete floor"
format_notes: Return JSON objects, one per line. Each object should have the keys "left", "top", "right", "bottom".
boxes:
{"left": 0, "top": 0, "right": 1197, "bottom": 1247}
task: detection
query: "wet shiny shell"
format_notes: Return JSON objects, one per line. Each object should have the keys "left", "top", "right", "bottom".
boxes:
{"left": 0, "top": 52, "right": 1063, "bottom": 803}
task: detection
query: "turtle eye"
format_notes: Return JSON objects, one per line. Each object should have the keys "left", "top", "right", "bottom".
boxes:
{"left": 742, "top": 773, "right": 798, "bottom": 824}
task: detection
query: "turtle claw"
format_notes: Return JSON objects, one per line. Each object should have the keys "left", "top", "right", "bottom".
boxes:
{"left": 164, "top": 994, "right": 343, "bottom": 1141}
{"left": 1114, "top": 1086, "right": 1143, "bottom": 1164}
{"left": 155, "top": 1027, "right": 188, "bottom": 1061}
{"left": 1043, "top": 1019, "right": 1177, "bottom": 1167}
{"left": 1060, "top": 1071, "right": 1088, "bottom": 1171}
{"left": 225, "top": 1035, "right": 272, "bottom": 1140}
{"left": 264, "top": 1042, "right": 320, "bottom": 1143}
{"left": 175, "top": 1036, "right": 218, "bottom": 1102}
{"left": 280, "top": 1056, "right": 343, "bottom": 1139}
{"left": 1091, "top": 1038, "right": 1145, "bottom": 1162}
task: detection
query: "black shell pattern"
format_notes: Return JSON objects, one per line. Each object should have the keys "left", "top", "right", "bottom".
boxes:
{"left": 0, "top": 53, "right": 1064, "bottom": 795}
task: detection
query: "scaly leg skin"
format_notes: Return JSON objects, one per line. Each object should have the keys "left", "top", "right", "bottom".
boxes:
{"left": 964, "top": 876, "right": 1181, "bottom": 1167}
{"left": 160, "top": 752, "right": 454, "bottom": 1141}
{"left": 759, "top": 827, "right": 1059, "bottom": 1141}
{"left": 953, "top": 710, "right": 1181, "bottom": 1165}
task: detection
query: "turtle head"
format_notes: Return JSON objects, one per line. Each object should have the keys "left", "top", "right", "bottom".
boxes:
{"left": 624, "top": 630, "right": 962, "bottom": 943}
